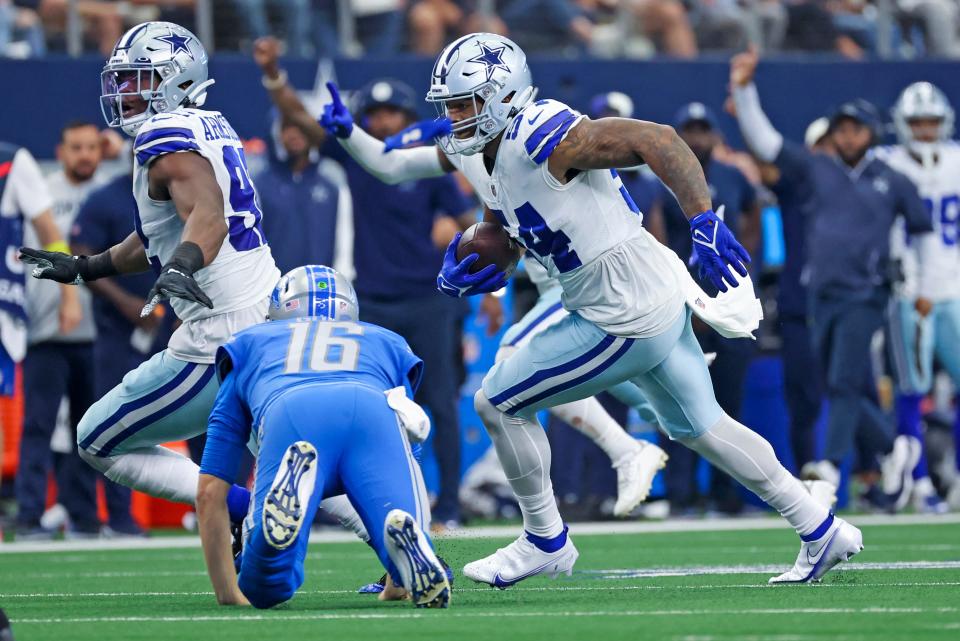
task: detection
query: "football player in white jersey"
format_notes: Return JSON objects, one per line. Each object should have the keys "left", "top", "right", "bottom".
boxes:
{"left": 19, "top": 22, "right": 280, "bottom": 522}
{"left": 320, "top": 32, "right": 861, "bottom": 587}
{"left": 879, "top": 81, "right": 960, "bottom": 512}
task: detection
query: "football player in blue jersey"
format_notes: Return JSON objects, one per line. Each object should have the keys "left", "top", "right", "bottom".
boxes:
{"left": 317, "top": 32, "right": 862, "bottom": 587}
{"left": 196, "top": 265, "right": 449, "bottom": 609}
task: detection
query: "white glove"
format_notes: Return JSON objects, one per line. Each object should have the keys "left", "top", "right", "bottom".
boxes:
{"left": 384, "top": 387, "right": 431, "bottom": 443}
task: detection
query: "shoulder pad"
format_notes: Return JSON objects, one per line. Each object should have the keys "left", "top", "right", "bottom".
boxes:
{"left": 505, "top": 99, "right": 583, "bottom": 165}
{"left": 133, "top": 112, "right": 200, "bottom": 166}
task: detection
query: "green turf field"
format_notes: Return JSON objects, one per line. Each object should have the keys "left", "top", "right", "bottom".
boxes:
{"left": 2, "top": 517, "right": 959, "bottom": 641}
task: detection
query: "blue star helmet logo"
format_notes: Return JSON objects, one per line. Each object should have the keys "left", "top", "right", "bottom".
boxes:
{"left": 467, "top": 42, "right": 510, "bottom": 82}
{"left": 156, "top": 32, "right": 194, "bottom": 59}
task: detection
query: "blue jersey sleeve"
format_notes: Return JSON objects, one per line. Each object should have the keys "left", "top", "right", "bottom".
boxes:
{"left": 200, "top": 370, "right": 252, "bottom": 483}
{"left": 379, "top": 329, "right": 423, "bottom": 394}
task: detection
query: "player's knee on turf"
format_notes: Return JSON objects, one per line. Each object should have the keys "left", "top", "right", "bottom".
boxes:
{"left": 239, "top": 572, "right": 296, "bottom": 609}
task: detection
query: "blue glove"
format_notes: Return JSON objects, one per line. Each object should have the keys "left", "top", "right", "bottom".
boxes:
{"left": 436, "top": 232, "right": 508, "bottom": 298}
{"left": 383, "top": 118, "right": 453, "bottom": 152}
{"left": 690, "top": 208, "right": 751, "bottom": 293}
{"left": 319, "top": 81, "right": 354, "bottom": 138}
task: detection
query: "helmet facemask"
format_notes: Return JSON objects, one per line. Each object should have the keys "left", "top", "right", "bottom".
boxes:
{"left": 100, "top": 65, "right": 165, "bottom": 136}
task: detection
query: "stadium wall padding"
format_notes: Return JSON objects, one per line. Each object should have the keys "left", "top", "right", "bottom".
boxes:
{"left": 7, "top": 55, "right": 960, "bottom": 158}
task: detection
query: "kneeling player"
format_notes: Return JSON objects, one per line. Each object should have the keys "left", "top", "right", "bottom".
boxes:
{"left": 196, "top": 265, "right": 450, "bottom": 609}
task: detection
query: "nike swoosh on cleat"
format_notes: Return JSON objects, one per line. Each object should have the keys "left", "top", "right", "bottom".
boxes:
{"left": 491, "top": 556, "right": 568, "bottom": 589}
{"left": 803, "top": 529, "right": 840, "bottom": 581}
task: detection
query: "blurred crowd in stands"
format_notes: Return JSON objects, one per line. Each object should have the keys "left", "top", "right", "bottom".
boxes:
{"left": 3, "top": 0, "right": 960, "bottom": 60}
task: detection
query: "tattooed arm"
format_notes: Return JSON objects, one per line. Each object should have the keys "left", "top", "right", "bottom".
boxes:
{"left": 549, "top": 118, "right": 712, "bottom": 218}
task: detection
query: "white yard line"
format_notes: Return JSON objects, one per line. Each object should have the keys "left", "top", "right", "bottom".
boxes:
{"left": 11, "top": 606, "right": 960, "bottom": 625}
{"left": 3, "top": 513, "right": 959, "bottom": 554}
{"left": 4, "top": 576, "right": 960, "bottom": 599}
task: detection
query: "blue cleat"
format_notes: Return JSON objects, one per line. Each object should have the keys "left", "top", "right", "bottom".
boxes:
{"left": 358, "top": 556, "right": 454, "bottom": 595}
{"left": 384, "top": 509, "right": 450, "bottom": 608}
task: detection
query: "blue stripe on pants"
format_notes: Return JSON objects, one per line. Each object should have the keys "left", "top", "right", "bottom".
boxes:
{"left": 507, "top": 302, "right": 563, "bottom": 347}
{"left": 488, "top": 334, "right": 617, "bottom": 408}
{"left": 79, "top": 363, "right": 199, "bottom": 450}
{"left": 508, "top": 338, "right": 635, "bottom": 414}
{"left": 97, "top": 365, "right": 216, "bottom": 456}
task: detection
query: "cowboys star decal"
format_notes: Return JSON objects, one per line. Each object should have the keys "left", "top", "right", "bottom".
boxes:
{"left": 467, "top": 42, "right": 510, "bottom": 82}
{"left": 156, "top": 32, "right": 194, "bottom": 59}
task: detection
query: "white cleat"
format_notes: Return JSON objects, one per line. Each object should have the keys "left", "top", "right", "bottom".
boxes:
{"left": 883, "top": 435, "right": 922, "bottom": 512}
{"left": 803, "top": 479, "right": 838, "bottom": 510}
{"left": 768, "top": 516, "right": 863, "bottom": 584}
{"left": 612, "top": 442, "right": 669, "bottom": 517}
{"left": 384, "top": 509, "right": 450, "bottom": 608}
{"left": 800, "top": 460, "right": 841, "bottom": 488}
{"left": 463, "top": 529, "right": 579, "bottom": 589}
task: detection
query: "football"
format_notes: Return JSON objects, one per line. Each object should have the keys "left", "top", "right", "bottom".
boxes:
{"left": 456, "top": 222, "right": 521, "bottom": 276}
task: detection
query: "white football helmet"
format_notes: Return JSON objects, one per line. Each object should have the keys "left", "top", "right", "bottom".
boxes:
{"left": 100, "top": 21, "right": 214, "bottom": 136}
{"left": 426, "top": 33, "right": 536, "bottom": 156}
{"left": 892, "top": 81, "right": 955, "bottom": 165}
{"left": 268, "top": 265, "right": 359, "bottom": 322}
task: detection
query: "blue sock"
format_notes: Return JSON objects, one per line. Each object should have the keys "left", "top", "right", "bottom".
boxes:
{"left": 896, "top": 394, "right": 928, "bottom": 479}
{"left": 955, "top": 397, "right": 960, "bottom": 472}
{"left": 227, "top": 485, "right": 251, "bottom": 524}
{"left": 525, "top": 525, "right": 568, "bottom": 553}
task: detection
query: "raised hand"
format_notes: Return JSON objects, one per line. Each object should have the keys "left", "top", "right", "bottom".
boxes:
{"left": 730, "top": 44, "right": 759, "bottom": 88}
{"left": 436, "top": 232, "right": 508, "bottom": 298}
{"left": 253, "top": 37, "right": 282, "bottom": 75}
{"left": 319, "top": 82, "right": 354, "bottom": 138}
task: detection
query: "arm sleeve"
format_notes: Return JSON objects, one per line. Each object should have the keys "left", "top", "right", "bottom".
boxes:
{"left": 9, "top": 148, "right": 53, "bottom": 220}
{"left": 332, "top": 178, "right": 356, "bottom": 282}
{"left": 337, "top": 127, "right": 446, "bottom": 185}
{"left": 200, "top": 371, "right": 252, "bottom": 483}
{"left": 731, "top": 83, "right": 784, "bottom": 163}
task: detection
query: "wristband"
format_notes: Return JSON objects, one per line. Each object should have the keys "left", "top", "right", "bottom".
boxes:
{"left": 167, "top": 241, "right": 205, "bottom": 275}
{"left": 261, "top": 69, "right": 288, "bottom": 91}
{"left": 76, "top": 251, "right": 119, "bottom": 282}
{"left": 43, "top": 240, "right": 70, "bottom": 255}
